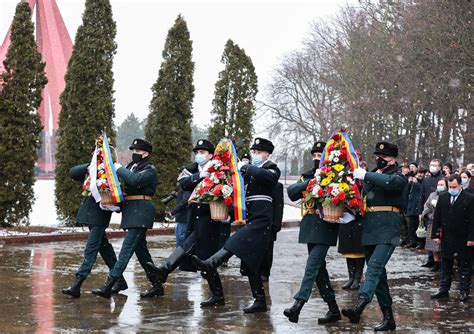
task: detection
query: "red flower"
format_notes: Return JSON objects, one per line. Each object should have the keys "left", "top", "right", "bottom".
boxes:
{"left": 219, "top": 166, "right": 230, "bottom": 171}
{"left": 337, "top": 192, "right": 346, "bottom": 201}
{"left": 349, "top": 199, "right": 358, "bottom": 208}
{"left": 212, "top": 184, "right": 224, "bottom": 196}
{"left": 318, "top": 189, "right": 325, "bottom": 197}
{"left": 214, "top": 171, "right": 225, "bottom": 179}
{"left": 100, "top": 183, "right": 107, "bottom": 189}
{"left": 207, "top": 166, "right": 216, "bottom": 172}
{"left": 224, "top": 196, "right": 233, "bottom": 205}
{"left": 332, "top": 133, "right": 341, "bottom": 141}
{"left": 214, "top": 156, "right": 221, "bottom": 161}
{"left": 331, "top": 197, "right": 340, "bottom": 205}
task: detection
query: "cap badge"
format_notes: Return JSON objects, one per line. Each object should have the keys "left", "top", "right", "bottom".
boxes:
{"left": 317, "top": 143, "right": 321, "bottom": 147}
{"left": 255, "top": 139, "right": 260, "bottom": 144}
{"left": 380, "top": 144, "right": 384, "bottom": 149}
{"left": 198, "top": 140, "right": 203, "bottom": 145}
{"left": 134, "top": 140, "right": 137, "bottom": 145}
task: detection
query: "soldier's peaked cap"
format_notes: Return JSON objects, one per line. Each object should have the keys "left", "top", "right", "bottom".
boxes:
{"left": 129, "top": 138, "right": 152, "bottom": 152}
{"left": 374, "top": 141, "right": 398, "bottom": 157}
{"left": 250, "top": 137, "right": 274, "bottom": 154}
{"left": 193, "top": 139, "right": 215, "bottom": 153}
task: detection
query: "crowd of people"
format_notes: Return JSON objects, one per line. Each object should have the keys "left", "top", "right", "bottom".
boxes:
{"left": 60, "top": 136, "right": 473, "bottom": 332}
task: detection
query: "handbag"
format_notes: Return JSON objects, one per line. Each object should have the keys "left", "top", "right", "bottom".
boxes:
{"left": 416, "top": 219, "right": 427, "bottom": 238}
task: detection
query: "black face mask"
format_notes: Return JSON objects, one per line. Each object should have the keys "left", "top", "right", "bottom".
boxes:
{"left": 313, "top": 159, "right": 320, "bottom": 169}
{"left": 376, "top": 156, "right": 389, "bottom": 170}
{"left": 132, "top": 153, "right": 143, "bottom": 163}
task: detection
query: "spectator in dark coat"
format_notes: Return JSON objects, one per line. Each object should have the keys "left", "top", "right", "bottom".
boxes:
{"left": 406, "top": 170, "right": 425, "bottom": 248}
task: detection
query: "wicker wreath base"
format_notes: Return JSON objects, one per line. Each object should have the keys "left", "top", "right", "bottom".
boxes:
{"left": 322, "top": 202, "right": 344, "bottom": 223}
{"left": 100, "top": 191, "right": 114, "bottom": 206}
{"left": 209, "top": 201, "right": 229, "bottom": 221}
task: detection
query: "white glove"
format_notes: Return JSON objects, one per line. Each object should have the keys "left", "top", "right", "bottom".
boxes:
{"left": 237, "top": 161, "right": 248, "bottom": 171}
{"left": 199, "top": 171, "right": 209, "bottom": 178}
{"left": 100, "top": 203, "right": 120, "bottom": 212}
{"left": 353, "top": 167, "right": 367, "bottom": 180}
{"left": 114, "top": 162, "right": 122, "bottom": 170}
{"left": 338, "top": 212, "right": 356, "bottom": 224}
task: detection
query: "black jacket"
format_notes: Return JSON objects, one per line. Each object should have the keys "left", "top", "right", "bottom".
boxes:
{"left": 432, "top": 190, "right": 474, "bottom": 259}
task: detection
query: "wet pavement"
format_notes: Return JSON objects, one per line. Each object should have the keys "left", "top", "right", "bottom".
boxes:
{"left": 0, "top": 227, "right": 472, "bottom": 333}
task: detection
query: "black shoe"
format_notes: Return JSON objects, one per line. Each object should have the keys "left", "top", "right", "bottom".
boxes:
{"left": 62, "top": 276, "right": 85, "bottom": 298}
{"left": 192, "top": 248, "right": 232, "bottom": 273}
{"left": 140, "top": 282, "right": 164, "bottom": 298}
{"left": 341, "top": 297, "right": 369, "bottom": 324}
{"left": 342, "top": 258, "right": 355, "bottom": 290}
{"left": 283, "top": 299, "right": 305, "bottom": 323}
{"left": 415, "top": 244, "right": 424, "bottom": 249}
{"left": 421, "top": 260, "right": 434, "bottom": 268}
{"left": 374, "top": 306, "right": 396, "bottom": 331}
{"left": 317, "top": 300, "right": 341, "bottom": 324}
{"left": 92, "top": 275, "right": 117, "bottom": 299}
{"left": 430, "top": 290, "right": 449, "bottom": 299}
{"left": 243, "top": 295, "right": 267, "bottom": 313}
{"left": 350, "top": 258, "right": 364, "bottom": 290}
{"left": 146, "top": 246, "right": 187, "bottom": 284}
{"left": 200, "top": 295, "right": 225, "bottom": 307}
{"left": 430, "top": 262, "right": 440, "bottom": 272}
{"left": 460, "top": 292, "right": 469, "bottom": 302}
{"left": 111, "top": 276, "right": 128, "bottom": 294}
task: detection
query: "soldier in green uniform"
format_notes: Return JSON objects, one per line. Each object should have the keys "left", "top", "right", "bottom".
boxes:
{"left": 62, "top": 161, "right": 126, "bottom": 298}
{"left": 283, "top": 141, "right": 342, "bottom": 324}
{"left": 92, "top": 138, "right": 162, "bottom": 299}
{"left": 342, "top": 141, "right": 408, "bottom": 332}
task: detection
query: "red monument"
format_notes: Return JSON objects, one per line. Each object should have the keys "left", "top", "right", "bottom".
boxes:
{"left": 0, "top": 0, "right": 72, "bottom": 174}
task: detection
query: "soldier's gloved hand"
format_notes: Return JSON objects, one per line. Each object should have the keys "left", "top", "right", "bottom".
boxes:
{"left": 353, "top": 167, "right": 367, "bottom": 180}
{"left": 199, "top": 171, "right": 209, "bottom": 178}
{"left": 114, "top": 162, "right": 122, "bottom": 170}
{"left": 237, "top": 161, "right": 248, "bottom": 171}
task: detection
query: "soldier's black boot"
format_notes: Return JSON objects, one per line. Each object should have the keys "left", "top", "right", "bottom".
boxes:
{"left": 283, "top": 299, "right": 305, "bottom": 323}
{"left": 342, "top": 297, "right": 369, "bottom": 324}
{"left": 111, "top": 276, "right": 128, "bottom": 294}
{"left": 350, "top": 258, "right": 365, "bottom": 290}
{"left": 62, "top": 275, "right": 85, "bottom": 298}
{"left": 140, "top": 270, "right": 164, "bottom": 298}
{"left": 200, "top": 271, "right": 225, "bottom": 307}
{"left": 342, "top": 258, "right": 355, "bottom": 290}
{"left": 243, "top": 274, "right": 267, "bottom": 313}
{"left": 192, "top": 248, "right": 233, "bottom": 273}
{"left": 318, "top": 300, "right": 341, "bottom": 324}
{"left": 374, "top": 306, "right": 396, "bottom": 331}
{"left": 146, "top": 246, "right": 186, "bottom": 283}
{"left": 92, "top": 275, "right": 117, "bottom": 299}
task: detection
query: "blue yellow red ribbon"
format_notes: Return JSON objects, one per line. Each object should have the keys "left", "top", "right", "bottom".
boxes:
{"left": 219, "top": 138, "right": 246, "bottom": 224}
{"left": 101, "top": 131, "right": 124, "bottom": 204}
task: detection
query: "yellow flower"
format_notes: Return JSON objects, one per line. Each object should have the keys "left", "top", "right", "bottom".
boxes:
{"left": 333, "top": 164, "right": 344, "bottom": 172}
{"left": 321, "top": 177, "right": 331, "bottom": 186}
{"left": 338, "top": 183, "right": 350, "bottom": 191}
{"left": 327, "top": 171, "right": 335, "bottom": 179}
{"left": 100, "top": 173, "right": 107, "bottom": 179}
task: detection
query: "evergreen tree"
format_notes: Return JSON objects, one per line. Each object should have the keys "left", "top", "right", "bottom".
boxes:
{"left": 117, "top": 113, "right": 144, "bottom": 152}
{"left": 55, "top": 0, "right": 117, "bottom": 223}
{"left": 145, "top": 15, "right": 194, "bottom": 218}
{"left": 208, "top": 39, "right": 258, "bottom": 155}
{"left": 0, "top": 2, "right": 47, "bottom": 226}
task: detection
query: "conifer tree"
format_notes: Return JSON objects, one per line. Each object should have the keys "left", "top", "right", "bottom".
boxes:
{"left": 145, "top": 15, "right": 195, "bottom": 218}
{"left": 55, "top": 0, "right": 117, "bottom": 223}
{"left": 0, "top": 2, "right": 47, "bottom": 226}
{"left": 208, "top": 39, "right": 258, "bottom": 155}
{"left": 117, "top": 113, "right": 144, "bottom": 152}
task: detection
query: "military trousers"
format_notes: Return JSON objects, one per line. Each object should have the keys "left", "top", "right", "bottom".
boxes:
{"left": 110, "top": 228, "right": 153, "bottom": 279}
{"left": 293, "top": 243, "right": 336, "bottom": 303}
{"left": 76, "top": 226, "right": 117, "bottom": 279}
{"left": 359, "top": 244, "right": 396, "bottom": 307}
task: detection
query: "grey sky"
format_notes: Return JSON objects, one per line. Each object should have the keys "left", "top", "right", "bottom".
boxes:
{"left": 1, "top": 0, "right": 353, "bottom": 133}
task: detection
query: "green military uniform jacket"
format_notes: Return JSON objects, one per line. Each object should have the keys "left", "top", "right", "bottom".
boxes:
{"left": 69, "top": 163, "right": 112, "bottom": 227}
{"left": 287, "top": 173, "right": 339, "bottom": 246}
{"left": 117, "top": 161, "right": 157, "bottom": 229}
{"left": 361, "top": 164, "right": 408, "bottom": 246}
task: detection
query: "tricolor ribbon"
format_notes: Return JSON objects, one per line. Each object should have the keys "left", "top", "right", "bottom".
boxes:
{"left": 219, "top": 138, "right": 246, "bottom": 224}
{"left": 101, "top": 130, "right": 124, "bottom": 204}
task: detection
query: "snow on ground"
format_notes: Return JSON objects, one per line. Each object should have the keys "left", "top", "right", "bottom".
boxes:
{"left": 30, "top": 180, "right": 301, "bottom": 227}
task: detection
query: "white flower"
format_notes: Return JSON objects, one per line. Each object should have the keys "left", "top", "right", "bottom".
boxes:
{"left": 333, "top": 157, "right": 339, "bottom": 163}
{"left": 339, "top": 171, "right": 344, "bottom": 176}
{"left": 222, "top": 185, "right": 233, "bottom": 197}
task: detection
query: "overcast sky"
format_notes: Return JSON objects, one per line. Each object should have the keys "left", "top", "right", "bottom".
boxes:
{"left": 1, "top": 0, "right": 354, "bottom": 134}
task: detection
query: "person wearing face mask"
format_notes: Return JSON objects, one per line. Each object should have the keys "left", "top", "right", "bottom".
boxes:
{"left": 442, "top": 163, "right": 453, "bottom": 177}
{"left": 460, "top": 170, "right": 473, "bottom": 194}
{"left": 419, "top": 159, "right": 445, "bottom": 268}
{"left": 430, "top": 174, "right": 474, "bottom": 302}
{"left": 147, "top": 139, "right": 227, "bottom": 307}
{"left": 192, "top": 137, "right": 281, "bottom": 314}
{"left": 405, "top": 170, "right": 425, "bottom": 249}
{"left": 282, "top": 141, "right": 344, "bottom": 324}
{"left": 421, "top": 178, "right": 448, "bottom": 272}
{"left": 92, "top": 138, "right": 161, "bottom": 299}
{"left": 342, "top": 141, "right": 408, "bottom": 331}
